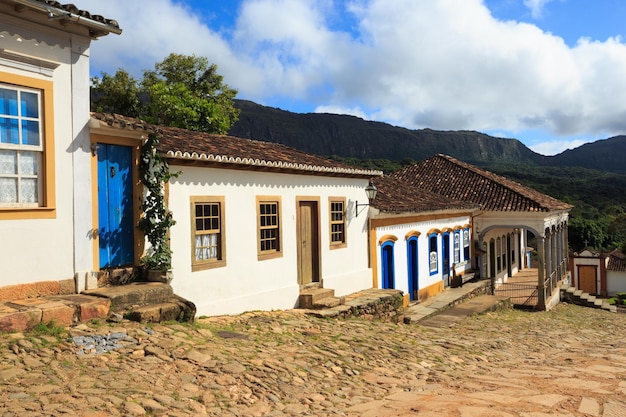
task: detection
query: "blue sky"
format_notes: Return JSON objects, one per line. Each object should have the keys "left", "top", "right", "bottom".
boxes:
{"left": 80, "top": 0, "right": 626, "bottom": 156}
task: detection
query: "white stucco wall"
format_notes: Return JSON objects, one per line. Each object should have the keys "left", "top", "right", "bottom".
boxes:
{"left": 0, "top": 14, "right": 93, "bottom": 288}
{"left": 166, "top": 165, "right": 373, "bottom": 316}
{"left": 482, "top": 228, "right": 522, "bottom": 284}
{"left": 607, "top": 271, "right": 626, "bottom": 296}
{"left": 373, "top": 215, "right": 472, "bottom": 297}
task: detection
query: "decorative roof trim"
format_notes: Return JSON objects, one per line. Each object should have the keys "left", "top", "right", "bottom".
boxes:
{"left": 164, "top": 150, "right": 382, "bottom": 177}
{"left": 7, "top": 0, "right": 121, "bottom": 37}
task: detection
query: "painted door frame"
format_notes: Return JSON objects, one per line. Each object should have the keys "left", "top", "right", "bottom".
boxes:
{"left": 381, "top": 240, "right": 395, "bottom": 289}
{"left": 442, "top": 232, "right": 451, "bottom": 287}
{"left": 91, "top": 133, "right": 143, "bottom": 270}
{"left": 407, "top": 236, "right": 419, "bottom": 300}
{"left": 296, "top": 197, "right": 321, "bottom": 286}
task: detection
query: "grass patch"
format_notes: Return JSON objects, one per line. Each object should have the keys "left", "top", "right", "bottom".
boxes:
{"left": 30, "top": 320, "right": 66, "bottom": 338}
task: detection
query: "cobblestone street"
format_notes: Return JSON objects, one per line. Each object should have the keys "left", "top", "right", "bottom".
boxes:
{"left": 1, "top": 302, "right": 625, "bottom": 416}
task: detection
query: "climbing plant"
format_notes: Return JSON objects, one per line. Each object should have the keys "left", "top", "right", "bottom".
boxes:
{"left": 138, "top": 132, "right": 178, "bottom": 271}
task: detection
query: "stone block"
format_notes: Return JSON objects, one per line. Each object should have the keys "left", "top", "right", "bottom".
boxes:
{"left": 41, "top": 304, "right": 75, "bottom": 327}
{"left": 79, "top": 298, "right": 111, "bottom": 322}
{"left": 0, "top": 308, "right": 42, "bottom": 332}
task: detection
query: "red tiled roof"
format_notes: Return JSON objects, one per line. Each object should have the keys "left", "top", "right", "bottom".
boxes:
{"left": 392, "top": 154, "right": 572, "bottom": 212}
{"left": 90, "top": 114, "right": 381, "bottom": 178}
{"left": 607, "top": 249, "right": 626, "bottom": 272}
{"left": 371, "top": 175, "right": 478, "bottom": 214}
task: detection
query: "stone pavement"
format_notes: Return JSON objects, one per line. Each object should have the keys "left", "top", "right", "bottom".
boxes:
{"left": 1, "top": 302, "right": 626, "bottom": 416}
{"left": 403, "top": 279, "right": 494, "bottom": 324}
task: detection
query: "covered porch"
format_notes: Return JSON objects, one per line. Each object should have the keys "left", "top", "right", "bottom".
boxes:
{"left": 478, "top": 214, "right": 570, "bottom": 310}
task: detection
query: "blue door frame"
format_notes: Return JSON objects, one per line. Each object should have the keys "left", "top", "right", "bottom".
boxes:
{"left": 407, "top": 237, "right": 419, "bottom": 300}
{"left": 381, "top": 242, "right": 395, "bottom": 289}
{"left": 97, "top": 144, "right": 134, "bottom": 268}
{"left": 442, "top": 232, "right": 451, "bottom": 287}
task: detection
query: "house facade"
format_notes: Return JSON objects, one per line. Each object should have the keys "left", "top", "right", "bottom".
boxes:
{"left": 0, "top": 1, "right": 120, "bottom": 299}
{"left": 569, "top": 248, "right": 626, "bottom": 297}
{"left": 392, "top": 155, "right": 572, "bottom": 309}
{"left": 88, "top": 118, "right": 382, "bottom": 316}
{"left": 368, "top": 175, "right": 479, "bottom": 303}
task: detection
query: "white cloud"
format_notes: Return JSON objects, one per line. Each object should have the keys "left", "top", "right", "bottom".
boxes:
{"left": 529, "top": 138, "right": 589, "bottom": 156}
{"left": 80, "top": 0, "right": 626, "bottom": 155}
{"left": 523, "top": 0, "right": 555, "bottom": 18}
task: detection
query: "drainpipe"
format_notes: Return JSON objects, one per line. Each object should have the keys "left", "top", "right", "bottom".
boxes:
{"left": 8, "top": 0, "right": 122, "bottom": 36}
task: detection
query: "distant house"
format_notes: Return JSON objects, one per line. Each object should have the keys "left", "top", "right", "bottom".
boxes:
{"left": 367, "top": 175, "right": 479, "bottom": 303}
{"left": 0, "top": 1, "right": 120, "bottom": 299}
{"left": 89, "top": 115, "right": 382, "bottom": 316}
{"left": 569, "top": 248, "right": 626, "bottom": 297}
{"left": 390, "top": 155, "right": 572, "bottom": 309}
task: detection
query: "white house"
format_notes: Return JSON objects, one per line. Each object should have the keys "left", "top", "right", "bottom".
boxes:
{"left": 368, "top": 175, "right": 479, "bottom": 303}
{"left": 393, "top": 155, "right": 572, "bottom": 310}
{"left": 569, "top": 248, "right": 626, "bottom": 297}
{"left": 0, "top": 1, "right": 120, "bottom": 299}
{"left": 88, "top": 116, "right": 382, "bottom": 316}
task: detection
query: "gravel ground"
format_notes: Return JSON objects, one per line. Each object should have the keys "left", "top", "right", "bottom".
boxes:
{"left": 0, "top": 302, "right": 625, "bottom": 416}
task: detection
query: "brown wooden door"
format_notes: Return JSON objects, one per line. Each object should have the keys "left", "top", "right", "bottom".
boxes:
{"left": 578, "top": 265, "right": 597, "bottom": 294}
{"left": 297, "top": 201, "right": 319, "bottom": 285}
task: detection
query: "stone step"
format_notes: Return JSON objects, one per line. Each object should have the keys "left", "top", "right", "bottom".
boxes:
{"left": 126, "top": 302, "right": 187, "bottom": 323}
{"left": 312, "top": 296, "right": 344, "bottom": 309}
{"left": 573, "top": 290, "right": 583, "bottom": 297}
{"left": 83, "top": 282, "right": 174, "bottom": 312}
{"left": 299, "top": 288, "right": 335, "bottom": 309}
{"left": 594, "top": 298, "right": 604, "bottom": 307}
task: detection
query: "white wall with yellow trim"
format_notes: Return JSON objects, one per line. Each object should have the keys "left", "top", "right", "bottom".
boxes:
{"left": 0, "top": 9, "right": 95, "bottom": 290}
{"left": 166, "top": 165, "right": 373, "bottom": 316}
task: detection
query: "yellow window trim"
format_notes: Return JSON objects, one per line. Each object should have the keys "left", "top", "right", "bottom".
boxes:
{"left": 256, "top": 195, "right": 283, "bottom": 261}
{"left": 329, "top": 196, "right": 347, "bottom": 249}
{"left": 190, "top": 195, "right": 226, "bottom": 271}
{"left": 0, "top": 72, "right": 55, "bottom": 220}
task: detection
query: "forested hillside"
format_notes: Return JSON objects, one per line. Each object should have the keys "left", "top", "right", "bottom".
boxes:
{"left": 229, "top": 100, "right": 626, "bottom": 252}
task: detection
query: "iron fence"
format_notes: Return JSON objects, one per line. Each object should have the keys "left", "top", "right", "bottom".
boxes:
{"left": 494, "top": 282, "right": 538, "bottom": 308}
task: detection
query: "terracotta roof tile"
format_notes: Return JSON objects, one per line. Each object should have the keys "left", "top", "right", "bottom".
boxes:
{"left": 90, "top": 114, "right": 381, "bottom": 178}
{"left": 392, "top": 154, "right": 572, "bottom": 212}
{"left": 7, "top": 0, "right": 121, "bottom": 36}
{"left": 607, "top": 249, "right": 626, "bottom": 272}
{"left": 371, "top": 175, "right": 479, "bottom": 214}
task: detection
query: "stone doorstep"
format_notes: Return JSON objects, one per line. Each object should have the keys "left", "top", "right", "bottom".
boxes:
{"left": 299, "top": 288, "right": 335, "bottom": 309}
{"left": 125, "top": 302, "right": 184, "bottom": 323}
{"left": 83, "top": 282, "right": 174, "bottom": 312}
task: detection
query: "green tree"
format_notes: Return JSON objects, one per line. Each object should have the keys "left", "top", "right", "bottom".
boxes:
{"left": 91, "top": 54, "right": 239, "bottom": 134}
{"left": 91, "top": 69, "right": 142, "bottom": 117}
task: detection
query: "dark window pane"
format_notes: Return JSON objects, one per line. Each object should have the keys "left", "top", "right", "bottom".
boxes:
{"left": 20, "top": 92, "right": 39, "bottom": 118}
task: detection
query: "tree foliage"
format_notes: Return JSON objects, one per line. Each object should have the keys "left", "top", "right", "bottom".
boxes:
{"left": 91, "top": 54, "right": 239, "bottom": 134}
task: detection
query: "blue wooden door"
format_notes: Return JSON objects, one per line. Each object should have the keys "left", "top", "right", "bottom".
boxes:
{"left": 381, "top": 242, "right": 395, "bottom": 289}
{"left": 98, "top": 144, "right": 134, "bottom": 268}
{"left": 407, "top": 238, "right": 419, "bottom": 300}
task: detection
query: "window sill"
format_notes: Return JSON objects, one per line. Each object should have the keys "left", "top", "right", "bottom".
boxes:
{"left": 257, "top": 251, "right": 283, "bottom": 261}
{"left": 192, "top": 260, "right": 226, "bottom": 272}
{"left": 330, "top": 243, "right": 347, "bottom": 250}
{"left": 0, "top": 207, "right": 56, "bottom": 220}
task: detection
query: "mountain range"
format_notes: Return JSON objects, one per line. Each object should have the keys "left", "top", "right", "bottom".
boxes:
{"left": 229, "top": 99, "right": 626, "bottom": 174}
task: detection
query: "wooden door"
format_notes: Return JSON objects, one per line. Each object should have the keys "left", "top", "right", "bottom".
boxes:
{"left": 578, "top": 265, "right": 597, "bottom": 294}
{"left": 98, "top": 144, "right": 134, "bottom": 268}
{"left": 297, "top": 201, "right": 319, "bottom": 285}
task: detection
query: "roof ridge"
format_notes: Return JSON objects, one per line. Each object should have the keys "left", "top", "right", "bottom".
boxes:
{"left": 434, "top": 154, "right": 569, "bottom": 211}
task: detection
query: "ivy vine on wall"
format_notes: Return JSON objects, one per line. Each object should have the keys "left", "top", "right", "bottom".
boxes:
{"left": 138, "top": 132, "right": 178, "bottom": 271}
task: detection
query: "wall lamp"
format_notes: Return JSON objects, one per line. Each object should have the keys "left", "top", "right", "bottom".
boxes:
{"left": 355, "top": 181, "right": 378, "bottom": 217}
